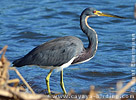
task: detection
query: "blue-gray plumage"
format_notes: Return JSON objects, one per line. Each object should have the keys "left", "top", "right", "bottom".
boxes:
{"left": 13, "top": 8, "right": 124, "bottom": 94}
{"left": 13, "top": 36, "right": 84, "bottom": 67}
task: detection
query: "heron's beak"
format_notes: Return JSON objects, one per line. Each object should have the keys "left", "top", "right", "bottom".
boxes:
{"left": 94, "top": 10, "right": 126, "bottom": 19}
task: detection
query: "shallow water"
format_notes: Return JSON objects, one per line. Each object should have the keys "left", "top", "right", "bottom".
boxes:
{"left": 0, "top": 0, "right": 136, "bottom": 94}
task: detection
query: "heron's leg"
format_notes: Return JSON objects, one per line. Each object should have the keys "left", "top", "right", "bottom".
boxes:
{"left": 60, "top": 69, "right": 67, "bottom": 94}
{"left": 46, "top": 69, "right": 53, "bottom": 95}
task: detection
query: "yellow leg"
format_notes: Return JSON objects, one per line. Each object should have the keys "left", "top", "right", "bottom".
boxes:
{"left": 60, "top": 69, "right": 67, "bottom": 94}
{"left": 46, "top": 69, "right": 53, "bottom": 95}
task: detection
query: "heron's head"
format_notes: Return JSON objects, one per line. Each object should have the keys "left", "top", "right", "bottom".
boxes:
{"left": 83, "top": 7, "right": 125, "bottom": 19}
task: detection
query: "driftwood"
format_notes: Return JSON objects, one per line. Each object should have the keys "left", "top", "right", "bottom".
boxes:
{"left": 0, "top": 45, "right": 136, "bottom": 100}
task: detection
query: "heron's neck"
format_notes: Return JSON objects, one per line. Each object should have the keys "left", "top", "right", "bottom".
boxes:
{"left": 80, "top": 14, "right": 98, "bottom": 52}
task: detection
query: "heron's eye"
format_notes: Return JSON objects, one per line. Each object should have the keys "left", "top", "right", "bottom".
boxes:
{"left": 93, "top": 10, "right": 96, "bottom": 13}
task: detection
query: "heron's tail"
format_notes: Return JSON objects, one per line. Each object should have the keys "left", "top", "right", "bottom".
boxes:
{"left": 12, "top": 58, "right": 24, "bottom": 67}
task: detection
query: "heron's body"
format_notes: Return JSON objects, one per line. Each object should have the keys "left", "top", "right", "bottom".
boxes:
{"left": 13, "top": 36, "right": 84, "bottom": 67}
{"left": 13, "top": 8, "right": 124, "bottom": 94}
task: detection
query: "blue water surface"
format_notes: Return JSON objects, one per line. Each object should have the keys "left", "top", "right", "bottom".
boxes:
{"left": 0, "top": 0, "right": 136, "bottom": 94}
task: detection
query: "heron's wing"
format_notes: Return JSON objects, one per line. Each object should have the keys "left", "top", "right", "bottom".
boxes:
{"left": 13, "top": 36, "right": 84, "bottom": 67}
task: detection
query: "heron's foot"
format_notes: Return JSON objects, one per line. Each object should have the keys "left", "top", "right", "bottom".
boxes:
{"left": 60, "top": 81, "right": 67, "bottom": 94}
{"left": 46, "top": 69, "right": 53, "bottom": 95}
{"left": 46, "top": 79, "right": 51, "bottom": 95}
{"left": 60, "top": 69, "right": 67, "bottom": 95}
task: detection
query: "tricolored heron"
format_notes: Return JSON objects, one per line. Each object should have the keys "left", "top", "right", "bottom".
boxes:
{"left": 13, "top": 8, "right": 124, "bottom": 94}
